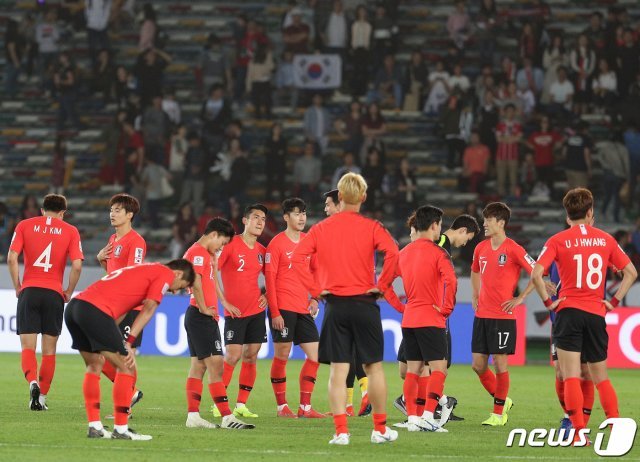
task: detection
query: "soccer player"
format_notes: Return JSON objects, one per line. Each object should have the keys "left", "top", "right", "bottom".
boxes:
{"left": 64, "top": 260, "right": 195, "bottom": 440}
{"left": 216, "top": 204, "right": 268, "bottom": 418}
{"left": 394, "top": 214, "right": 479, "bottom": 425}
{"left": 471, "top": 202, "right": 537, "bottom": 426}
{"left": 532, "top": 188, "right": 636, "bottom": 438}
{"left": 395, "top": 205, "right": 457, "bottom": 432}
{"left": 266, "top": 198, "right": 325, "bottom": 418}
{"left": 183, "top": 217, "right": 254, "bottom": 430}
{"left": 324, "top": 188, "right": 369, "bottom": 417}
{"left": 96, "top": 193, "right": 146, "bottom": 410}
{"left": 8, "top": 194, "right": 83, "bottom": 410}
{"left": 292, "top": 173, "right": 400, "bottom": 445}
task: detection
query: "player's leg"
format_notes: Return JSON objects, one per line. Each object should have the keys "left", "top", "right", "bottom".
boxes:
{"left": 222, "top": 316, "right": 243, "bottom": 387}
{"left": 403, "top": 359, "right": 424, "bottom": 429}
{"left": 223, "top": 344, "right": 241, "bottom": 384}
{"left": 491, "top": 353, "right": 512, "bottom": 418}
{"left": 585, "top": 311, "right": 617, "bottom": 421}
{"left": 423, "top": 359, "right": 447, "bottom": 430}
{"left": 416, "top": 368, "right": 430, "bottom": 417}
{"left": 122, "top": 311, "right": 144, "bottom": 408}
{"left": 38, "top": 334, "right": 58, "bottom": 409}
{"left": 233, "top": 342, "right": 261, "bottom": 416}
{"left": 80, "top": 350, "right": 109, "bottom": 437}
{"left": 185, "top": 357, "right": 213, "bottom": 427}
{"left": 588, "top": 360, "right": 618, "bottom": 419}
{"left": 471, "top": 318, "right": 496, "bottom": 400}
{"left": 354, "top": 351, "right": 370, "bottom": 417}
{"left": 272, "top": 341, "right": 294, "bottom": 415}
{"left": 37, "top": 288, "right": 64, "bottom": 410}
{"left": 298, "top": 341, "right": 324, "bottom": 417}
{"left": 20, "top": 333, "right": 41, "bottom": 410}
{"left": 345, "top": 361, "right": 356, "bottom": 416}
{"left": 557, "top": 348, "right": 586, "bottom": 432}
{"left": 206, "top": 354, "right": 255, "bottom": 430}
{"left": 580, "top": 362, "right": 595, "bottom": 426}
{"left": 392, "top": 338, "right": 408, "bottom": 418}
{"left": 329, "top": 362, "right": 351, "bottom": 440}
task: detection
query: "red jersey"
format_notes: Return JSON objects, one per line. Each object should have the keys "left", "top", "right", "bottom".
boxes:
{"left": 292, "top": 211, "right": 399, "bottom": 298}
{"left": 471, "top": 237, "right": 535, "bottom": 319}
{"left": 265, "top": 231, "right": 313, "bottom": 317}
{"left": 184, "top": 243, "right": 219, "bottom": 320}
{"left": 106, "top": 230, "right": 146, "bottom": 273}
{"left": 536, "top": 224, "right": 630, "bottom": 317}
{"left": 76, "top": 263, "right": 173, "bottom": 319}
{"left": 10, "top": 216, "right": 84, "bottom": 297}
{"left": 398, "top": 239, "right": 457, "bottom": 328}
{"left": 528, "top": 130, "right": 562, "bottom": 167}
{"left": 496, "top": 120, "right": 522, "bottom": 161}
{"left": 217, "top": 235, "right": 266, "bottom": 318}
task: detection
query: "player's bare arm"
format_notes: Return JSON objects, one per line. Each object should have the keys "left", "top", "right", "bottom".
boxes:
{"left": 602, "top": 262, "right": 637, "bottom": 311}
{"left": 214, "top": 259, "right": 241, "bottom": 318}
{"left": 7, "top": 249, "right": 21, "bottom": 297}
{"left": 531, "top": 264, "right": 565, "bottom": 311}
{"left": 64, "top": 259, "right": 83, "bottom": 303}
{"left": 191, "top": 273, "right": 216, "bottom": 317}
{"left": 501, "top": 279, "right": 535, "bottom": 312}
{"left": 470, "top": 271, "right": 480, "bottom": 311}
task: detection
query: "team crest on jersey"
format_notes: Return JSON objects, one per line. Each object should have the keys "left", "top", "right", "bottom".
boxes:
{"left": 281, "top": 327, "right": 289, "bottom": 338}
{"left": 258, "top": 254, "right": 264, "bottom": 265}
{"left": 134, "top": 247, "right": 144, "bottom": 264}
{"left": 265, "top": 253, "right": 271, "bottom": 264}
{"left": 114, "top": 245, "right": 123, "bottom": 257}
{"left": 193, "top": 256, "right": 204, "bottom": 266}
{"left": 215, "top": 340, "right": 222, "bottom": 351}
{"left": 226, "top": 330, "right": 234, "bottom": 340}
{"left": 498, "top": 254, "right": 508, "bottom": 266}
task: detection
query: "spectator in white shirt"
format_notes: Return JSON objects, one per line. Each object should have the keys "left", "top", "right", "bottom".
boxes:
{"left": 447, "top": 63, "right": 470, "bottom": 96}
{"left": 350, "top": 4, "right": 371, "bottom": 96}
{"left": 304, "top": 94, "right": 332, "bottom": 155}
{"left": 323, "top": 0, "right": 349, "bottom": 55}
{"left": 162, "top": 87, "right": 181, "bottom": 125}
{"left": 423, "top": 60, "right": 450, "bottom": 114}
{"left": 35, "top": 8, "right": 60, "bottom": 89}
{"left": 85, "top": 0, "right": 112, "bottom": 66}
{"left": 548, "top": 66, "right": 574, "bottom": 120}
{"left": 592, "top": 58, "right": 617, "bottom": 113}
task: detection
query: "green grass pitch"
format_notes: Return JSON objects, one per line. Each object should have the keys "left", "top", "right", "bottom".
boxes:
{"left": 0, "top": 353, "right": 638, "bottom": 461}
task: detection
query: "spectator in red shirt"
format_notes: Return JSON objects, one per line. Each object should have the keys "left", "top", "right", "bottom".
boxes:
{"left": 495, "top": 104, "right": 522, "bottom": 197}
{"left": 526, "top": 115, "right": 562, "bottom": 193}
{"left": 283, "top": 10, "right": 310, "bottom": 54}
{"left": 462, "top": 131, "right": 491, "bottom": 194}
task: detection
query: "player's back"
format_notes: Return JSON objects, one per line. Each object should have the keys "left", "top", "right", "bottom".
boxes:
{"left": 11, "top": 216, "right": 83, "bottom": 295}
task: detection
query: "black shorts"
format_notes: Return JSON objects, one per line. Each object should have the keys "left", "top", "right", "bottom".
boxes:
{"left": 185, "top": 306, "right": 223, "bottom": 360}
{"left": 472, "top": 317, "right": 517, "bottom": 355}
{"left": 64, "top": 299, "right": 127, "bottom": 355}
{"left": 398, "top": 322, "right": 452, "bottom": 367}
{"left": 318, "top": 295, "right": 383, "bottom": 365}
{"left": 402, "top": 327, "right": 448, "bottom": 363}
{"left": 269, "top": 309, "right": 319, "bottom": 345}
{"left": 16, "top": 287, "right": 64, "bottom": 336}
{"left": 551, "top": 332, "right": 587, "bottom": 363}
{"left": 553, "top": 308, "right": 607, "bottom": 363}
{"left": 118, "top": 310, "right": 144, "bottom": 348}
{"left": 224, "top": 311, "right": 267, "bottom": 345}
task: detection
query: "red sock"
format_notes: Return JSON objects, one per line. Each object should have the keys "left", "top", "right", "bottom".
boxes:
{"left": 113, "top": 373, "right": 136, "bottom": 426}
{"left": 426, "top": 371, "right": 446, "bottom": 414}
{"left": 564, "top": 377, "right": 585, "bottom": 430}
{"left": 83, "top": 372, "right": 101, "bottom": 422}
{"left": 478, "top": 368, "right": 496, "bottom": 396}
{"left": 186, "top": 377, "right": 203, "bottom": 413}
{"left": 38, "top": 355, "right": 56, "bottom": 395}
{"left": 493, "top": 371, "right": 510, "bottom": 415}
{"left": 333, "top": 413, "right": 348, "bottom": 435}
{"left": 102, "top": 361, "right": 117, "bottom": 383}
{"left": 209, "top": 381, "right": 232, "bottom": 417}
{"left": 416, "top": 375, "right": 430, "bottom": 416}
{"left": 237, "top": 362, "right": 256, "bottom": 404}
{"left": 596, "top": 379, "right": 619, "bottom": 419}
{"left": 222, "top": 361, "right": 234, "bottom": 388}
{"left": 555, "top": 377, "right": 566, "bottom": 413}
{"left": 270, "top": 357, "right": 288, "bottom": 406}
{"left": 373, "top": 413, "right": 387, "bottom": 433}
{"left": 403, "top": 372, "right": 419, "bottom": 417}
{"left": 21, "top": 348, "right": 37, "bottom": 383}
{"left": 581, "top": 379, "right": 595, "bottom": 425}
{"left": 299, "top": 359, "right": 319, "bottom": 407}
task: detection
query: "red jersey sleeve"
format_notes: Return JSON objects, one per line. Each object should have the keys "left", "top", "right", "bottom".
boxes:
{"left": 265, "top": 240, "right": 281, "bottom": 318}
{"left": 609, "top": 238, "right": 631, "bottom": 271}
{"left": 9, "top": 221, "right": 24, "bottom": 253}
{"left": 126, "top": 235, "right": 146, "bottom": 266}
{"left": 373, "top": 221, "right": 400, "bottom": 292}
{"left": 471, "top": 243, "right": 481, "bottom": 273}
{"left": 512, "top": 242, "right": 535, "bottom": 275}
{"left": 68, "top": 226, "right": 84, "bottom": 261}
{"left": 145, "top": 268, "right": 173, "bottom": 304}
{"left": 292, "top": 228, "right": 321, "bottom": 298}
{"left": 439, "top": 251, "right": 457, "bottom": 316}
{"left": 536, "top": 237, "right": 559, "bottom": 271}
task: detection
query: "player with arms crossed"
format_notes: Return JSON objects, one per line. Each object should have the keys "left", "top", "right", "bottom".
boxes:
{"left": 292, "top": 173, "right": 400, "bottom": 445}
{"left": 216, "top": 204, "right": 268, "bottom": 418}
{"left": 64, "top": 260, "right": 194, "bottom": 440}
{"left": 8, "top": 194, "right": 83, "bottom": 410}
{"left": 532, "top": 188, "right": 636, "bottom": 439}
{"left": 96, "top": 194, "right": 146, "bottom": 412}
{"left": 183, "top": 217, "right": 255, "bottom": 430}
{"left": 266, "top": 198, "right": 325, "bottom": 418}
{"left": 471, "top": 202, "right": 537, "bottom": 426}
{"left": 324, "top": 188, "right": 370, "bottom": 417}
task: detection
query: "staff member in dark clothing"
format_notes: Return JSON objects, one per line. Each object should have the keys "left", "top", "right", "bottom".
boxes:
{"left": 292, "top": 173, "right": 400, "bottom": 446}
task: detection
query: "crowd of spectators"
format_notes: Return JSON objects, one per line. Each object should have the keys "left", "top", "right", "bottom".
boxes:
{"left": 2, "top": 0, "right": 640, "bottom": 260}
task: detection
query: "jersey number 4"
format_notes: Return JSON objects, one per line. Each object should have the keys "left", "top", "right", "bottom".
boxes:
{"left": 573, "top": 253, "right": 603, "bottom": 290}
{"left": 34, "top": 242, "right": 53, "bottom": 272}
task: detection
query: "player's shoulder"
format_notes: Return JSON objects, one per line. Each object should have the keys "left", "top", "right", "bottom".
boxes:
{"left": 475, "top": 238, "right": 490, "bottom": 251}
{"left": 256, "top": 241, "right": 266, "bottom": 253}
{"left": 506, "top": 237, "right": 527, "bottom": 252}
{"left": 130, "top": 229, "right": 146, "bottom": 244}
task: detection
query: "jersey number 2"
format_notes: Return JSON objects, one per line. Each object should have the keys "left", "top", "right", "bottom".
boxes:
{"left": 34, "top": 242, "right": 53, "bottom": 272}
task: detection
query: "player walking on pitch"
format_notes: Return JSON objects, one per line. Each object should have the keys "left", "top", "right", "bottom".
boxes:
{"left": 8, "top": 194, "right": 83, "bottom": 411}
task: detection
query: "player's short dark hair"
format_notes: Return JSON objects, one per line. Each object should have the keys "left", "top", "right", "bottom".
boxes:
{"left": 42, "top": 194, "right": 67, "bottom": 212}
{"left": 483, "top": 202, "right": 511, "bottom": 226}
{"left": 450, "top": 214, "right": 480, "bottom": 235}
{"left": 165, "top": 259, "right": 196, "bottom": 286}
{"left": 282, "top": 198, "right": 306, "bottom": 215}
{"left": 109, "top": 193, "right": 140, "bottom": 218}
{"left": 504, "top": 103, "right": 516, "bottom": 111}
{"left": 203, "top": 217, "right": 234, "bottom": 238}
{"left": 412, "top": 205, "right": 444, "bottom": 232}
{"left": 563, "top": 188, "right": 593, "bottom": 220}
{"left": 323, "top": 189, "right": 339, "bottom": 204}
{"left": 244, "top": 203, "right": 268, "bottom": 218}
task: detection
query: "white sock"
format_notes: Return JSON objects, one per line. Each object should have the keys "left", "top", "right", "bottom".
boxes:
{"left": 401, "top": 394, "right": 405, "bottom": 401}
{"left": 88, "top": 421, "right": 103, "bottom": 431}
{"left": 235, "top": 403, "right": 246, "bottom": 409}
{"left": 564, "top": 413, "right": 569, "bottom": 419}
{"left": 114, "top": 424, "right": 128, "bottom": 433}
{"left": 422, "top": 411, "right": 434, "bottom": 420}
{"left": 300, "top": 404, "right": 311, "bottom": 412}
{"left": 187, "top": 412, "right": 200, "bottom": 418}
{"left": 39, "top": 394, "right": 47, "bottom": 404}
{"left": 408, "top": 415, "right": 421, "bottom": 424}
{"left": 277, "top": 404, "right": 288, "bottom": 412}
{"left": 438, "top": 395, "right": 448, "bottom": 406}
